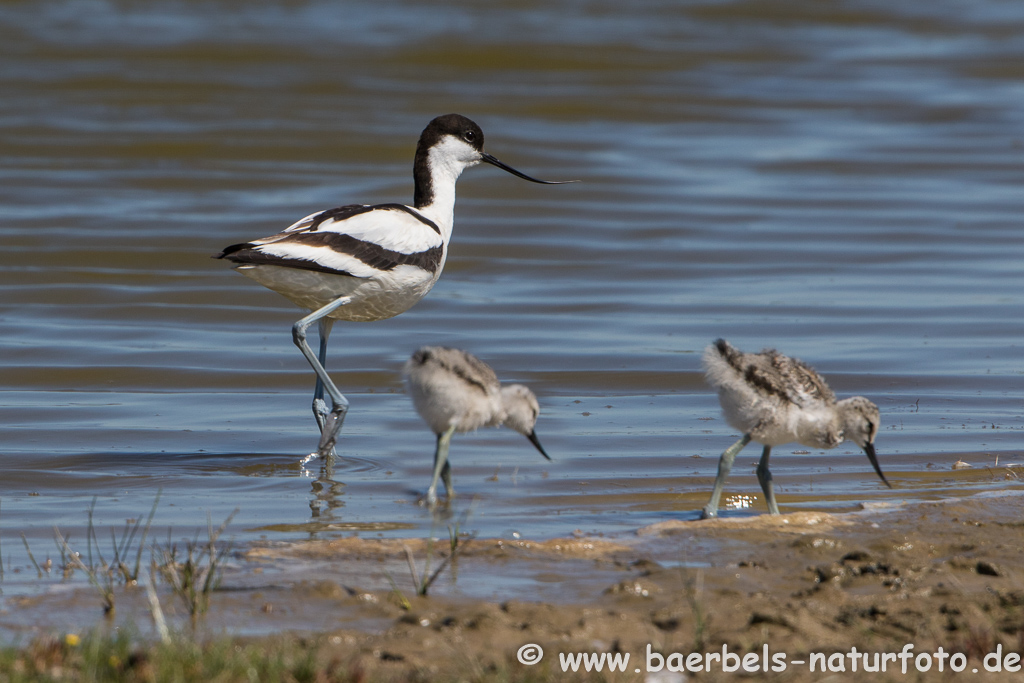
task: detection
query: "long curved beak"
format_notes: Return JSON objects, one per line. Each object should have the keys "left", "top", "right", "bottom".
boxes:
{"left": 526, "top": 431, "right": 553, "bottom": 461}
{"left": 863, "top": 443, "right": 891, "bottom": 488}
{"left": 481, "top": 152, "right": 578, "bottom": 184}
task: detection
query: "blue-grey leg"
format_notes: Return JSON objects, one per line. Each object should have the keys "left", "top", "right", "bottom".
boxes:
{"left": 701, "top": 433, "right": 753, "bottom": 520}
{"left": 292, "top": 297, "right": 351, "bottom": 458}
{"left": 426, "top": 425, "right": 457, "bottom": 509}
{"left": 311, "top": 317, "right": 335, "bottom": 436}
{"left": 441, "top": 459, "right": 454, "bottom": 501}
{"left": 755, "top": 445, "right": 780, "bottom": 515}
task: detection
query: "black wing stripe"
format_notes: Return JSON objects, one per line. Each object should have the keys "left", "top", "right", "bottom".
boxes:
{"left": 216, "top": 247, "right": 361, "bottom": 278}
{"left": 218, "top": 232, "right": 443, "bottom": 275}
{"left": 310, "top": 203, "right": 441, "bottom": 235}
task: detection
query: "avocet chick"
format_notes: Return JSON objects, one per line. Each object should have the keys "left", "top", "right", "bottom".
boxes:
{"left": 403, "top": 346, "right": 551, "bottom": 508}
{"left": 701, "top": 338, "right": 890, "bottom": 519}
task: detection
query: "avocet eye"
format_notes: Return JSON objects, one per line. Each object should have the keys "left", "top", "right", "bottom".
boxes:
{"left": 463, "top": 130, "right": 475, "bottom": 142}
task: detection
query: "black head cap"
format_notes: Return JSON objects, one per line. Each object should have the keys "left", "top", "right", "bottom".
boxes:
{"left": 417, "top": 114, "right": 484, "bottom": 154}
{"left": 413, "top": 114, "right": 484, "bottom": 208}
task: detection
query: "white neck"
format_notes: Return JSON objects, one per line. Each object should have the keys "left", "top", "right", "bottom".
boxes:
{"left": 415, "top": 139, "right": 479, "bottom": 242}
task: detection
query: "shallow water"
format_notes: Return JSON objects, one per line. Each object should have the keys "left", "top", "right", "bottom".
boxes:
{"left": 1, "top": 0, "right": 1023, "bottom": 629}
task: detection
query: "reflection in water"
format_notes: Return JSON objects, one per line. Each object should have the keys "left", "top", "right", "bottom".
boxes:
{"left": 308, "top": 457, "right": 344, "bottom": 527}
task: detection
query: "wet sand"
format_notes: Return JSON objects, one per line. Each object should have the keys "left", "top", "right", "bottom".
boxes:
{"left": 66, "top": 491, "right": 1024, "bottom": 681}
{"left": 5, "top": 492, "right": 1023, "bottom": 680}
{"left": 252, "top": 495, "right": 1024, "bottom": 680}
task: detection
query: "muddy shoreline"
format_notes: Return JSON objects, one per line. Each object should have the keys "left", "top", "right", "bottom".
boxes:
{"left": 3, "top": 492, "right": 1022, "bottom": 681}
{"left": 263, "top": 493, "right": 1024, "bottom": 680}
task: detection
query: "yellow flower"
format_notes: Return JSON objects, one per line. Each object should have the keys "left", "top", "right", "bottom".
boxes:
{"left": 64, "top": 634, "right": 81, "bottom": 647}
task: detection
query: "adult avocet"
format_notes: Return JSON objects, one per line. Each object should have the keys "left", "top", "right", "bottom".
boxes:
{"left": 216, "top": 114, "right": 572, "bottom": 458}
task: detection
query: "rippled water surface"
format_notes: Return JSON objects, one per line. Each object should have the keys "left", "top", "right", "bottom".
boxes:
{"left": 1, "top": 0, "right": 1023, "bottom": 624}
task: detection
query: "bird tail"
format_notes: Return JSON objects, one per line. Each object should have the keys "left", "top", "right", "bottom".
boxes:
{"left": 703, "top": 338, "right": 746, "bottom": 388}
{"left": 212, "top": 242, "right": 253, "bottom": 260}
